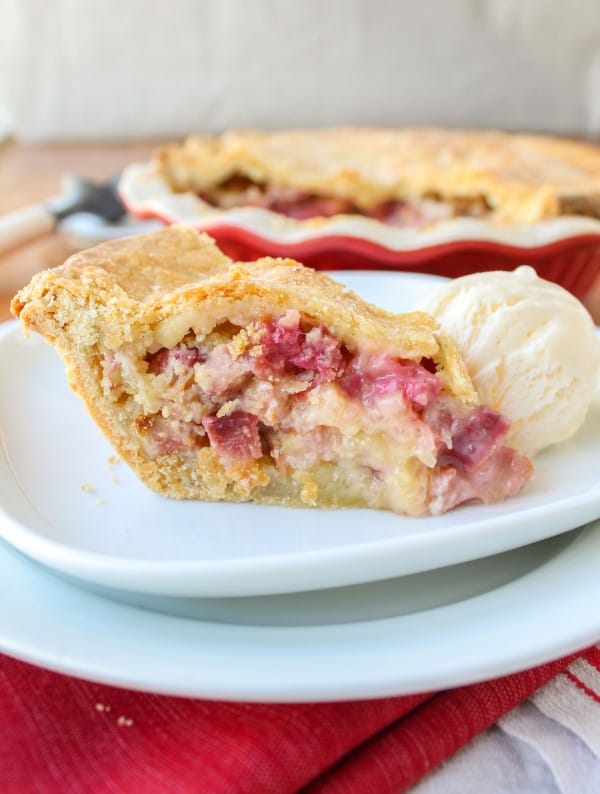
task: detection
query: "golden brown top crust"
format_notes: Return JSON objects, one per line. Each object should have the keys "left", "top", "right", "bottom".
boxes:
{"left": 12, "top": 225, "right": 476, "bottom": 403}
{"left": 155, "top": 128, "right": 600, "bottom": 223}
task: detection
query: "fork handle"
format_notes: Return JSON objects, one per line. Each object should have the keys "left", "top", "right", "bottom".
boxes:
{"left": 0, "top": 204, "right": 55, "bottom": 255}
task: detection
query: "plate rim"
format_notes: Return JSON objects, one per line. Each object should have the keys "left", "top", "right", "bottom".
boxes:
{"left": 2, "top": 270, "right": 600, "bottom": 598}
{"left": 1, "top": 523, "right": 600, "bottom": 701}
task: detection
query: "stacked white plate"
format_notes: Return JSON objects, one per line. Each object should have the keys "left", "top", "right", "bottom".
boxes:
{"left": 1, "top": 272, "right": 600, "bottom": 702}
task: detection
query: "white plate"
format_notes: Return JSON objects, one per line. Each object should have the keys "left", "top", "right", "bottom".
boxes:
{"left": 1, "top": 524, "right": 600, "bottom": 701}
{"left": 2, "top": 272, "right": 600, "bottom": 597}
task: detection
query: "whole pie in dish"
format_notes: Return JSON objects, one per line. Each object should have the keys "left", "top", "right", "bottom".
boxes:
{"left": 155, "top": 128, "right": 600, "bottom": 227}
{"left": 12, "top": 226, "right": 533, "bottom": 516}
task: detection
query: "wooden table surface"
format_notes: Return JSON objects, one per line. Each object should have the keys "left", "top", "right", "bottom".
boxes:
{"left": 2, "top": 139, "right": 600, "bottom": 323}
{"left": 0, "top": 140, "right": 158, "bottom": 321}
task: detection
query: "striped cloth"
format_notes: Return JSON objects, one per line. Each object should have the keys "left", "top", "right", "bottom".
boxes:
{"left": 2, "top": 646, "right": 599, "bottom": 792}
{"left": 416, "top": 647, "right": 600, "bottom": 793}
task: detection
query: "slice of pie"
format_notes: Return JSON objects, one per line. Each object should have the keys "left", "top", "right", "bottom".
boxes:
{"left": 11, "top": 226, "right": 532, "bottom": 516}
{"left": 155, "top": 128, "right": 600, "bottom": 226}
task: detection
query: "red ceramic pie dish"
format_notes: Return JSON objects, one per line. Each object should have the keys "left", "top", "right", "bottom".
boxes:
{"left": 119, "top": 164, "right": 600, "bottom": 300}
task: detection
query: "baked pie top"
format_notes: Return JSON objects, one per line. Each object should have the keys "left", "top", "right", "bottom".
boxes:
{"left": 12, "top": 225, "right": 475, "bottom": 402}
{"left": 156, "top": 128, "right": 600, "bottom": 224}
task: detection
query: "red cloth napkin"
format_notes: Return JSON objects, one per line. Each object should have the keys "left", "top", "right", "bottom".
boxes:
{"left": 1, "top": 648, "right": 596, "bottom": 793}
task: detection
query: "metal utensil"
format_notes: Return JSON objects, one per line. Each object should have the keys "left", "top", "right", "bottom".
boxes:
{"left": 0, "top": 174, "right": 126, "bottom": 255}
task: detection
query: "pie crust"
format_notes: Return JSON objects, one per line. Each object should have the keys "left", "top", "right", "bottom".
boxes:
{"left": 156, "top": 128, "right": 600, "bottom": 225}
{"left": 12, "top": 226, "right": 532, "bottom": 515}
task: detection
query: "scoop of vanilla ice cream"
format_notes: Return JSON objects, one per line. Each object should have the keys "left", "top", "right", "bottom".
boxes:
{"left": 419, "top": 266, "right": 600, "bottom": 455}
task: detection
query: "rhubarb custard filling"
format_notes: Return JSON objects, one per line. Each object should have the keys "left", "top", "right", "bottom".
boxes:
{"left": 102, "top": 308, "right": 531, "bottom": 516}
{"left": 194, "top": 175, "right": 489, "bottom": 228}
{"left": 12, "top": 227, "right": 533, "bottom": 516}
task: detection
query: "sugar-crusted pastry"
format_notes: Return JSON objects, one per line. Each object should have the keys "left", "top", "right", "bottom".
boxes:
{"left": 156, "top": 128, "right": 600, "bottom": 226}
{"left": 12, "top": 226, "right": 532, "bottom": 515}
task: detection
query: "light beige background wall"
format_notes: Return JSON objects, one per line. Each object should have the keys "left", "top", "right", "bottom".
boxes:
{"left": 1, "top": 0, "right": 599, "bottom": 140}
